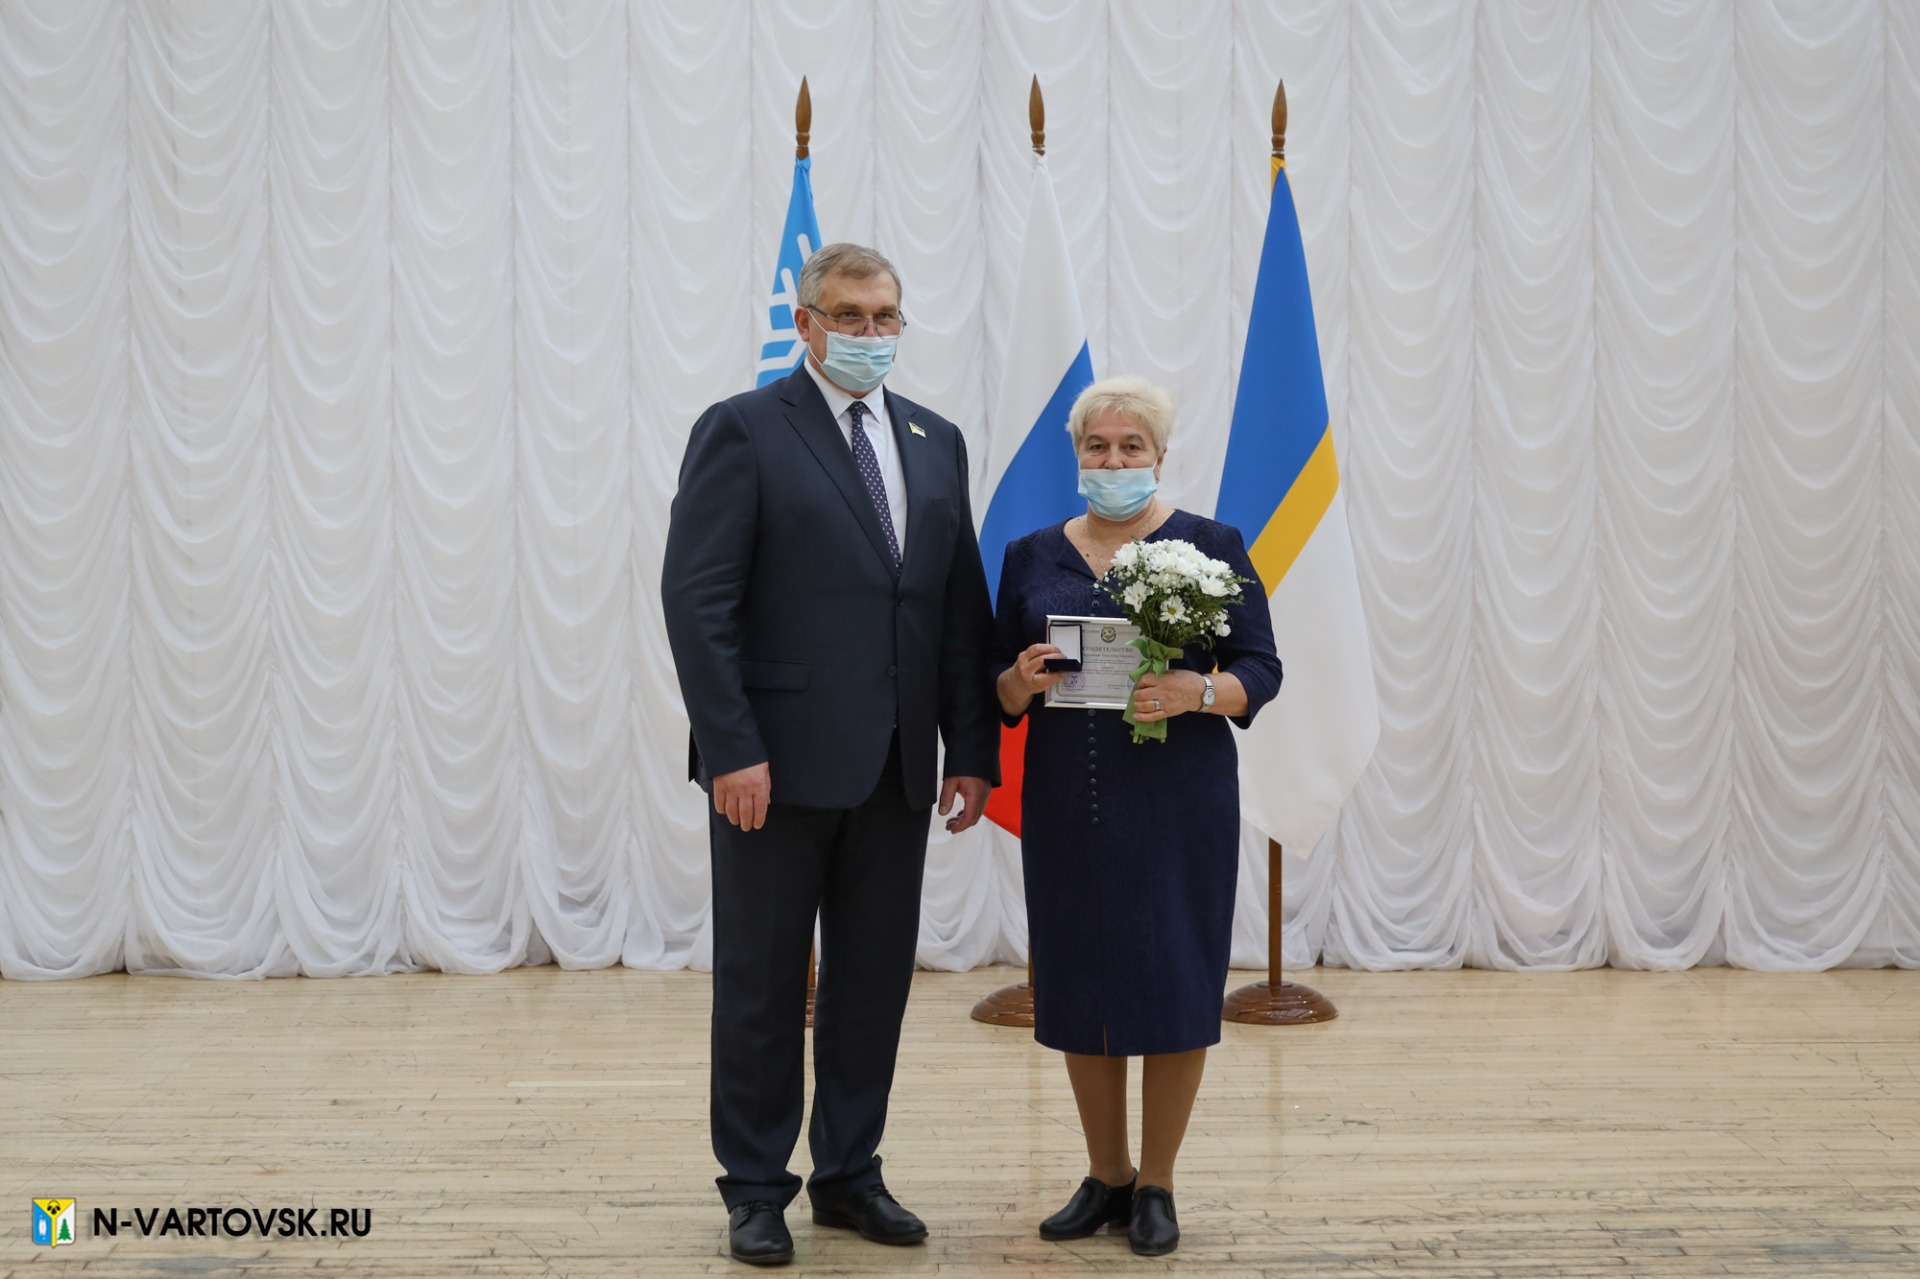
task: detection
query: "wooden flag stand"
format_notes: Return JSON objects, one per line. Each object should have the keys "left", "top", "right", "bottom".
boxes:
{"left": 1223, "top": 838, "right": 1336, "bottom": 1024}
{"left": 794, "top": 74, "right": 816, "bottom": 1034}
{"left": 969, "top": 76, "right": 1050, "bottom": 1032}
{"left": 969, "top": 956, "right": 1033, "bottom": 1027}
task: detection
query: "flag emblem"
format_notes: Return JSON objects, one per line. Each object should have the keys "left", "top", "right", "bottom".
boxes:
{"left": 33, "top": 1199, "right": 76, "bottom": 1248}
{"left": 910, "top": 422, "right": 926, "bottom": 437}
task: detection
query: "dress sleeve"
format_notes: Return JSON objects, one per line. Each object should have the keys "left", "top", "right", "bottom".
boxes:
{"left": 1208, "top": 522, "right": 1284, "bottom": 731}
{"left": 989, "top": 541, "right": 1030, "bottom": 728}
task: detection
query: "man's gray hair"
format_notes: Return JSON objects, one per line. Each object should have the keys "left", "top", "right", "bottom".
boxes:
{"left": 797, "top": 242, "right": 903, "bottom": 310}
{"left": 1067, "top": 375, "right": 1176, "bottom": 453}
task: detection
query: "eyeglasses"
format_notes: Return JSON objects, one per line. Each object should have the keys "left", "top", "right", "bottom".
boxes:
{"left": 804, "top": 305, "right": 907, "bottom": 337}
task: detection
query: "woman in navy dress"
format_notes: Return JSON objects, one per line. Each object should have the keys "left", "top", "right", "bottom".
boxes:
{"left": 990, "top": 376, "right": 1283, "bottom": 1257}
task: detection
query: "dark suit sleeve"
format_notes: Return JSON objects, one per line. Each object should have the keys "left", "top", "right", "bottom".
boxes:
{"left": 1209, "top": 522, "right": 1285, "bottom": 731}
{"left": 661, "top": 399, "right": 767, "bottom": 779}
{"left": 989, "top": 542, "right": 1029, "bottom": 729}
{"left": 937, "top": 428, "right": 1001, "bottom": 783}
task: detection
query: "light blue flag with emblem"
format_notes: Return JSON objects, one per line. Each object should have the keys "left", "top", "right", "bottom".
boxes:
{"left": 755, "top": 155, "right": 823, "bottom": 387}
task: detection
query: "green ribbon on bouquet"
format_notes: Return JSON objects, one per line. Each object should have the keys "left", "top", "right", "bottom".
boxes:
{"left": 1122, "top": 635, "right": 1187, "bottom": 744}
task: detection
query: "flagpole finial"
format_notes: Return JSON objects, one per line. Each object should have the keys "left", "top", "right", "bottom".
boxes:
{"left": 796, "top": 77, "right": 811, "bottom": 160}
{"left": 1272, "top": 79, "right": 1287, "bottom": 161}
{"left": 1029, "top": 75, "right": 1045, "bottom": 157}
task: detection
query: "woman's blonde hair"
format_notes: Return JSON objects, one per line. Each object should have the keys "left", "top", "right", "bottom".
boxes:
{"left": 1066, "top": 375, "right": 1175, "bottom": 453}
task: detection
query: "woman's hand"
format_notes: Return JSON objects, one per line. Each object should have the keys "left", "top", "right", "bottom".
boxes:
{"left": 1131, "top": 670, "right": 1207, "bottom": 722}
{"left": 998, "top": 643, "right": 1067, "bottom": 715}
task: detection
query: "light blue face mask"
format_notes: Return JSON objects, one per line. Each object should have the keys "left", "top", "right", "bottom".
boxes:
{"left": 818, "top": 332, "right": 898, "bottom": 394}
{"left": 1078, "top": 466, "right": 1159, "bottom": 521}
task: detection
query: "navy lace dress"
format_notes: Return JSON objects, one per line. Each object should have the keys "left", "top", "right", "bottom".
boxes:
{"left": 990, "top": 510, "right": 1283, "bottom": 1057}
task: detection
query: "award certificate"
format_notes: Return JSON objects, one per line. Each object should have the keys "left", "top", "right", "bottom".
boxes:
{"left": 1043, "top": 615, "right": 1142, "bottom": 711}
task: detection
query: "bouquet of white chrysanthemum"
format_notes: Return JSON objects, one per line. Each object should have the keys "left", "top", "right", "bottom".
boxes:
{"left": 1099, "top": 538, "right": 1250, "bottom": 743}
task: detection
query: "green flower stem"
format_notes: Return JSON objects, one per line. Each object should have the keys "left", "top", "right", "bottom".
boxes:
{"left": 1122, "top": 635, "right": 1186, "bottom": 744}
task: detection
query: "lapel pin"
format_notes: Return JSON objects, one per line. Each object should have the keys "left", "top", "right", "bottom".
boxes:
{"left": 909, "top": 422, "right": 926, "bottom": 438}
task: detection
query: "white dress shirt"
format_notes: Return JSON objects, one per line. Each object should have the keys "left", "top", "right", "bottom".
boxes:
{"left": 804, "top": 357, "right": 908, "bottom": 552}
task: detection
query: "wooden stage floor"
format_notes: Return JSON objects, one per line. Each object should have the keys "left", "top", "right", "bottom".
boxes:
{"left": 3, "top": 964, "right": 1917, "bottom": 1278}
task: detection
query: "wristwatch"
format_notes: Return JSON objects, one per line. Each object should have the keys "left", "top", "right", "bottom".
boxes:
{"left": 1199, "top": 674, "right": 1217, "bottom": 712}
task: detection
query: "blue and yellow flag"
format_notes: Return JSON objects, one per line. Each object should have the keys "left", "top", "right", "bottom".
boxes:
{"left": 1215, "top": 156, "right": 1378, "bottom": 852}
{"left": 1216, "top": 158, "right": 1337, "bottom": 592}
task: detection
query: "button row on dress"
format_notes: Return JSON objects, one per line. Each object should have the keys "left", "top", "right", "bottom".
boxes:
{"left": 1088, "top": 736, "right": 1098, "bottom": 826}
{"left": 1084, "top": 674, "right": 1101, "bottom": 827}
{"left": 1087, "top": 707, "right": 1099, "bottom": 831}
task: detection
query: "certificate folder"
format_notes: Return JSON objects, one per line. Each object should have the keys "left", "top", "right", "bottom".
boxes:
{"left": 1043, "top": 615, "right": 1140, "bottom": 711}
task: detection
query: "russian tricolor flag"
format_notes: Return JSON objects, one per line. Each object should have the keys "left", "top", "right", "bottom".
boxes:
{"left": 978, "top": 154, "right": 1095, "bottom": 836}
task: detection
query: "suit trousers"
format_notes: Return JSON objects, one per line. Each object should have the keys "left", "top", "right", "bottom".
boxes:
{"left": 708, "top": 735, "right": 930, "bottom": 1210}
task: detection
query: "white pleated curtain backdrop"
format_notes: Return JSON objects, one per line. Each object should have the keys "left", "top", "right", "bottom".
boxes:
{"left": 2, "top": 1, "right": 1916, "bottom": 979}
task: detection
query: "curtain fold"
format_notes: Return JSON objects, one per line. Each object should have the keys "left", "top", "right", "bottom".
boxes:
{"left": 1591, "top": 0, "right": 1738, "bottom": 970}
{"left": 2, "top": 0, "right": 1915, "bottom": 979}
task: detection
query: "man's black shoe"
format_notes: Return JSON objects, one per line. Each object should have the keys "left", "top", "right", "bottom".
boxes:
{"left": 727, "top": 1202, "right": 793, "bottom": 1266}
{"left": 810, "top": 1185, "right": 929, "bottom": 1245}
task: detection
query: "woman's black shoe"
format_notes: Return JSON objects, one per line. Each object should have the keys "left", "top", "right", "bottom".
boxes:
{"left": 1128, "top": 1186, "right": 1179, "bottom": 1256}
{"left": 1038, "top": 1174, "right": 1135, "bottom": 1240}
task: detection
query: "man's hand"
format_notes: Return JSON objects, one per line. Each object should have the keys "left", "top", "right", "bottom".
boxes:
{"left": 714, "top": 763, "right": 771, "bottom": 831}
{"left": 940, "top": 775, "right": 992, "bottom": 834}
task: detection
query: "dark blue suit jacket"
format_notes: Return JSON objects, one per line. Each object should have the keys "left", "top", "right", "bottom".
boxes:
{"left": 661, "top": 365, "right": 1000, "bottom": 810}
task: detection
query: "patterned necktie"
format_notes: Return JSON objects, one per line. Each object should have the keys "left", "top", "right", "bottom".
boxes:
{"left": 847, "top": 400, "right": 901, "bottom": 567}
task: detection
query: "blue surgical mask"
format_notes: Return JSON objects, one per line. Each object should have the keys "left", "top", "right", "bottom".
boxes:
{"left": 1078, "top": 466, "right": 1159, "bottom": 521}
{"left": 819, "top": 332, "right": 897, "bottom": 394}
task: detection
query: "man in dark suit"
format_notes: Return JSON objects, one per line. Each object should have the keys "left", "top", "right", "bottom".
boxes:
{"left": 661, "top": 243, "right": 999, "bottom": 1266}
